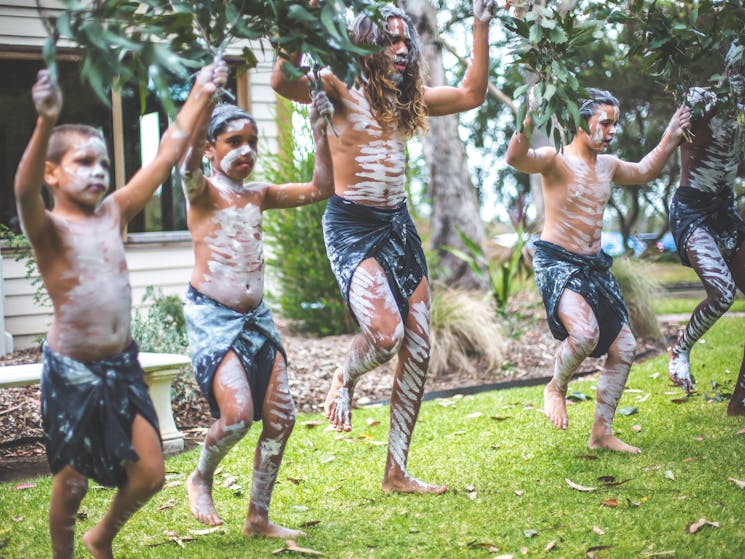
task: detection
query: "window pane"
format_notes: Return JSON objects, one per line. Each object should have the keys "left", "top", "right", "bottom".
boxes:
{"left": 1, "top": 59, "right": 112, "bottom": 233}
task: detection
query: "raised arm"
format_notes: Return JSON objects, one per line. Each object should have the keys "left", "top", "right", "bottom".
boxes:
{"left": 179, "top": 87, "right": 214, "bottom": 203}
{"left": 264, "top": 90, "right": 334, "bottom": 210}
{"left": 506, "top": 116, "right": 558, "bottom": 175}
{"left": 14, "top": 70, "right": 61, "bottom": 244}
{"left": 115, "top": 60, "right": 228, "bottom": 222}
{"left": 611, "top": 105, "right": 691, "bottom": 185}
{"left": 423, "top": 0, "right": 498, "bottom": 116}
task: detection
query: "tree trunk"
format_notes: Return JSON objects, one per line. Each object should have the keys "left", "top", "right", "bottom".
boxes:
{"left": 404, "top": 0, "right": 486, "bottom": 289}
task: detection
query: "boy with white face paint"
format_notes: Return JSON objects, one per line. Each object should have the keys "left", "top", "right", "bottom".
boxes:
{"left": 270, "top": 0, "right": 499, "bottom": 495}
{"left": 14, "top": 63, "right": 226, "bottom": 559}
{"left": 507, "top": 88, "right": 691, "bottom": 453}
{"left": 668, "top": 41, "right": 745, "bottom": 413}
{"left": 180, "top": 90, "right": 334, "bottom": 536}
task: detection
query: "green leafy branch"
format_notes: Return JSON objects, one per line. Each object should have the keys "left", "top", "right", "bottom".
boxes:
{"left": 501, "top": 5, "right": 598, "bottom": 149}
{"left": 40, "top": 0, "right": 385, "bottom": 115}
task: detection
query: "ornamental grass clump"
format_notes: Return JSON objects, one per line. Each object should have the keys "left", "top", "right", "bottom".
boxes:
{"left": 429, "top": 288, "right": 506, "bottom": 379}
{"left": 612, "top": 256, "right": 662, "bottom": 342}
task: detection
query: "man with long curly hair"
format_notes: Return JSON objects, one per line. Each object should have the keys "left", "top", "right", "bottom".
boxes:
{"left": 271, "top": 0, "right": 498, "bottom": 494}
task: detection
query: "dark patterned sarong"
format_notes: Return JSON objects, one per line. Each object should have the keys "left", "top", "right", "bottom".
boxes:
{"left": 40, "top": 342, "right": 160, "bottom": 488}
{"left": 669, "top": 186, "right": 745, "bottom": 267}
{"left": 533, "top": 240, "right": 629, "bottom": 358}
{"left": 183, "top": 285, "right": 285, "bottom": 420}
{"left": 322, "top": 194, "right": 428, "bottom": 322}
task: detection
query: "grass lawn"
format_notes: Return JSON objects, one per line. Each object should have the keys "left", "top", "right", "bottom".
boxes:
{"left": 2, "top": 318, "right": 745, "bottom": 558}
{"left": 654, "top": 298, "right": 745, "bottom": 315}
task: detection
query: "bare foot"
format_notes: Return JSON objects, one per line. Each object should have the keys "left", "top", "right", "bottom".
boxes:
{"left": 668, "top": 346, "right": 694, "bottom": 394}
{"left": 243, "top": 519, "right": 306, "bottom": 539}
{"left": 82, "top": 528, "right": 113, "bottom": 559}
{"left": 543, "top": 378, "right": 568, "bottom": 430}
{"left": 587, "top": 434, "right": 641, "bottom": 454}
{"left": 323, "top": 368, "right": 353, "bottom": 432}
{"left": 186, "top": 470, "right": 223, "bottom": 526}
{"left": 382, "top": 474, "right": 448, "bottom": 495}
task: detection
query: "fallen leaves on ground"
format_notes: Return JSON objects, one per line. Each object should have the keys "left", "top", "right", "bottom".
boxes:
{"left": 466, "top": 541, "right": 499, "bottom": 553}
{"left": 272, "top": 539, "right": 325, "bottom": 556}
{"left": 565, "top": 478, "right": 596, "bottom": 492}
{"left": 687, "top": 518, "right": 719, "bottom": 534}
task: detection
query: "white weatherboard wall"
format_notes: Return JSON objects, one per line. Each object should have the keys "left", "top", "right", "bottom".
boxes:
{"left": 0, "top": 2, "right": 282, "bottom": 353}
{"left": 1, "top": 242, "right": 196, "bottom": 350}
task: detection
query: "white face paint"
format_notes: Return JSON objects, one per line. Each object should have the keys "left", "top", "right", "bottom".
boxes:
{"left": 219, "top": 144, "right": 256, "bottom": 175}
{"left": 60, "top": 136, "right": 110, "bottom": 198}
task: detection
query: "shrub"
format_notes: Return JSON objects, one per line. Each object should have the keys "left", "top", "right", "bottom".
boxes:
{"left": 260, "top": 100, "right": 353, "bottom": 335}
{"left": 612, "top": 256, "right": 663, "bottom": 341}
{"left": 429, "top": 288, "right": 506, "bottom": 378}
{"left": 131, "top": 286, "right": 188, "bottom": 353}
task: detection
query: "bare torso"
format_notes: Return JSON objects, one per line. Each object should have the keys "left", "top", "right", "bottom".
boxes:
{"left": 327, "top": 84, "right": 407, "bottom": 209}
{"left": 540, "top": 151, "right": 616, "bottom": 255}
{"left": 39, "top": 198, "right": 133, "bottom": 361}
{"left": 680, "top": 88, "right": 740, "bottom": 194}
{"left": 187, "top": 176, "right": 266, "bottom": 312}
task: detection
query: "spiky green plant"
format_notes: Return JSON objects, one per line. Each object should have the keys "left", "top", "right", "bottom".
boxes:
{"left": 612, "top": 256, "right": 662, "bottom": 341}
{"left": 429, "top": 288, "right": 506, "bottom": 379}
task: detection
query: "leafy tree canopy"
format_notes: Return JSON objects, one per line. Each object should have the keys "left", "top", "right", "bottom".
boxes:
{"left": 39, "top": 0, "right": 386, "bottom": 114}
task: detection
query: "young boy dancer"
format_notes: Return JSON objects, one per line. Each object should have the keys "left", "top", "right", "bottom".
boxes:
{"left": 506, "top": 88, "right": 690, "bottom": 453}
{"left": 15, "top": 63, "right": 226, "bottom": 559}
{"left": 181, "top": 91, "right": 333, "bottom": 537}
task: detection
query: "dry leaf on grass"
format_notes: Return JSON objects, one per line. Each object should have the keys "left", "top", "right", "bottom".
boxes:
{"left": 687, "top": 518, "right": 720, "bottom": 534}
{"left": 601, "top": 499, "right": 619, "bottom": 507}
{"left": 592, "top": 526, "right": 605, "bottom": 536}
{"left": 156, "top": 499, "right": 176, "bottom": 511}
{"left": 586, "top": 545, "right": 614, "bottom": 557}
{"left": 303, "top": 420, "right": 324, "bottom": 428}
{"left": 188, "top": 527, "right": 225, "bottom": 536}
{"left": 466, "top": 541, "right": 499, "bottom": 553}
{"left": 14, "top": 483, "right": 35, "bottom": 491}
{"left": 565, "top": 478, "right": 597, "bottom": 492}
{"left": 272, "top": 539, "right": 325, "bottom": 556}
{"left": 365, "top": 417, "right": 380, "bottom": 427}
{"left": 545, "top": 540, "right": 557, "bottom": 551}
{"left": 736, "top": 428, "right": 745, "bottom": 435}
{"left": 164, "top": 480, "right": 182, "bottom": 489}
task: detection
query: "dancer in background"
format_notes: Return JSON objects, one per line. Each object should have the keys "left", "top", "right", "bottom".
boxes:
{"left": 507, "top": 88, "right": 690, "bottom": 453}
{"left": 668, "top": 41, "right": 745, "bottom": 416}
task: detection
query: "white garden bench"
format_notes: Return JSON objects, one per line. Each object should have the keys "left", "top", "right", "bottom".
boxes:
{"left": 0, "top": 352, "right": 191, "bottom": 453}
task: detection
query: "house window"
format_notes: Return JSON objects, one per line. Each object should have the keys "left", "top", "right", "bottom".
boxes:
{"left": 1, "top": 56, "right": 238, "bottom": 236}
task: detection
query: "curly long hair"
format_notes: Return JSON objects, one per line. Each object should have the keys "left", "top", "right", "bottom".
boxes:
{"left": 350, "top": 5, "right": 428, "bottom": 139}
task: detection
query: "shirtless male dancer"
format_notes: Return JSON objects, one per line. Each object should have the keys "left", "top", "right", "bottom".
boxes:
{"left": 181, "top": 90, "right": 333, "bottom": 536}
{"left": 506, "top": 88, "right": 690, "bottom": 453}
{"left": 15, "top": 63, "right": 225, "bottom": 559}
{"left": 270, "top": 0, "right": 498, "bottom": 494}
{"left": 668, "top": 41, "right": 745, "bottom": 415}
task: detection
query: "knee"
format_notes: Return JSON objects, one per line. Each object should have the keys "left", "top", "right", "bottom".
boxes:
{"left": 131, "top": 465, "right": 166, "bottom": 497}
{"left": 569, "top": 330, "right": 600, "bottom": 356}
{"left": 370, "top": 324, "right": 405, "bottom": 361}
{"left": 58, "top": 476, "right": 88, "bottom": 507}
{"left": 711, "top": 283, "right": 736, "bottom": 311}
{"left": 220, "top": 410, "right": 254, "bottom": 435}
{"left": 265, "top": 408, "right": 296, "bottom": 440}
{"left": 609, "top": 331, "right": 636, "bottom": 363}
